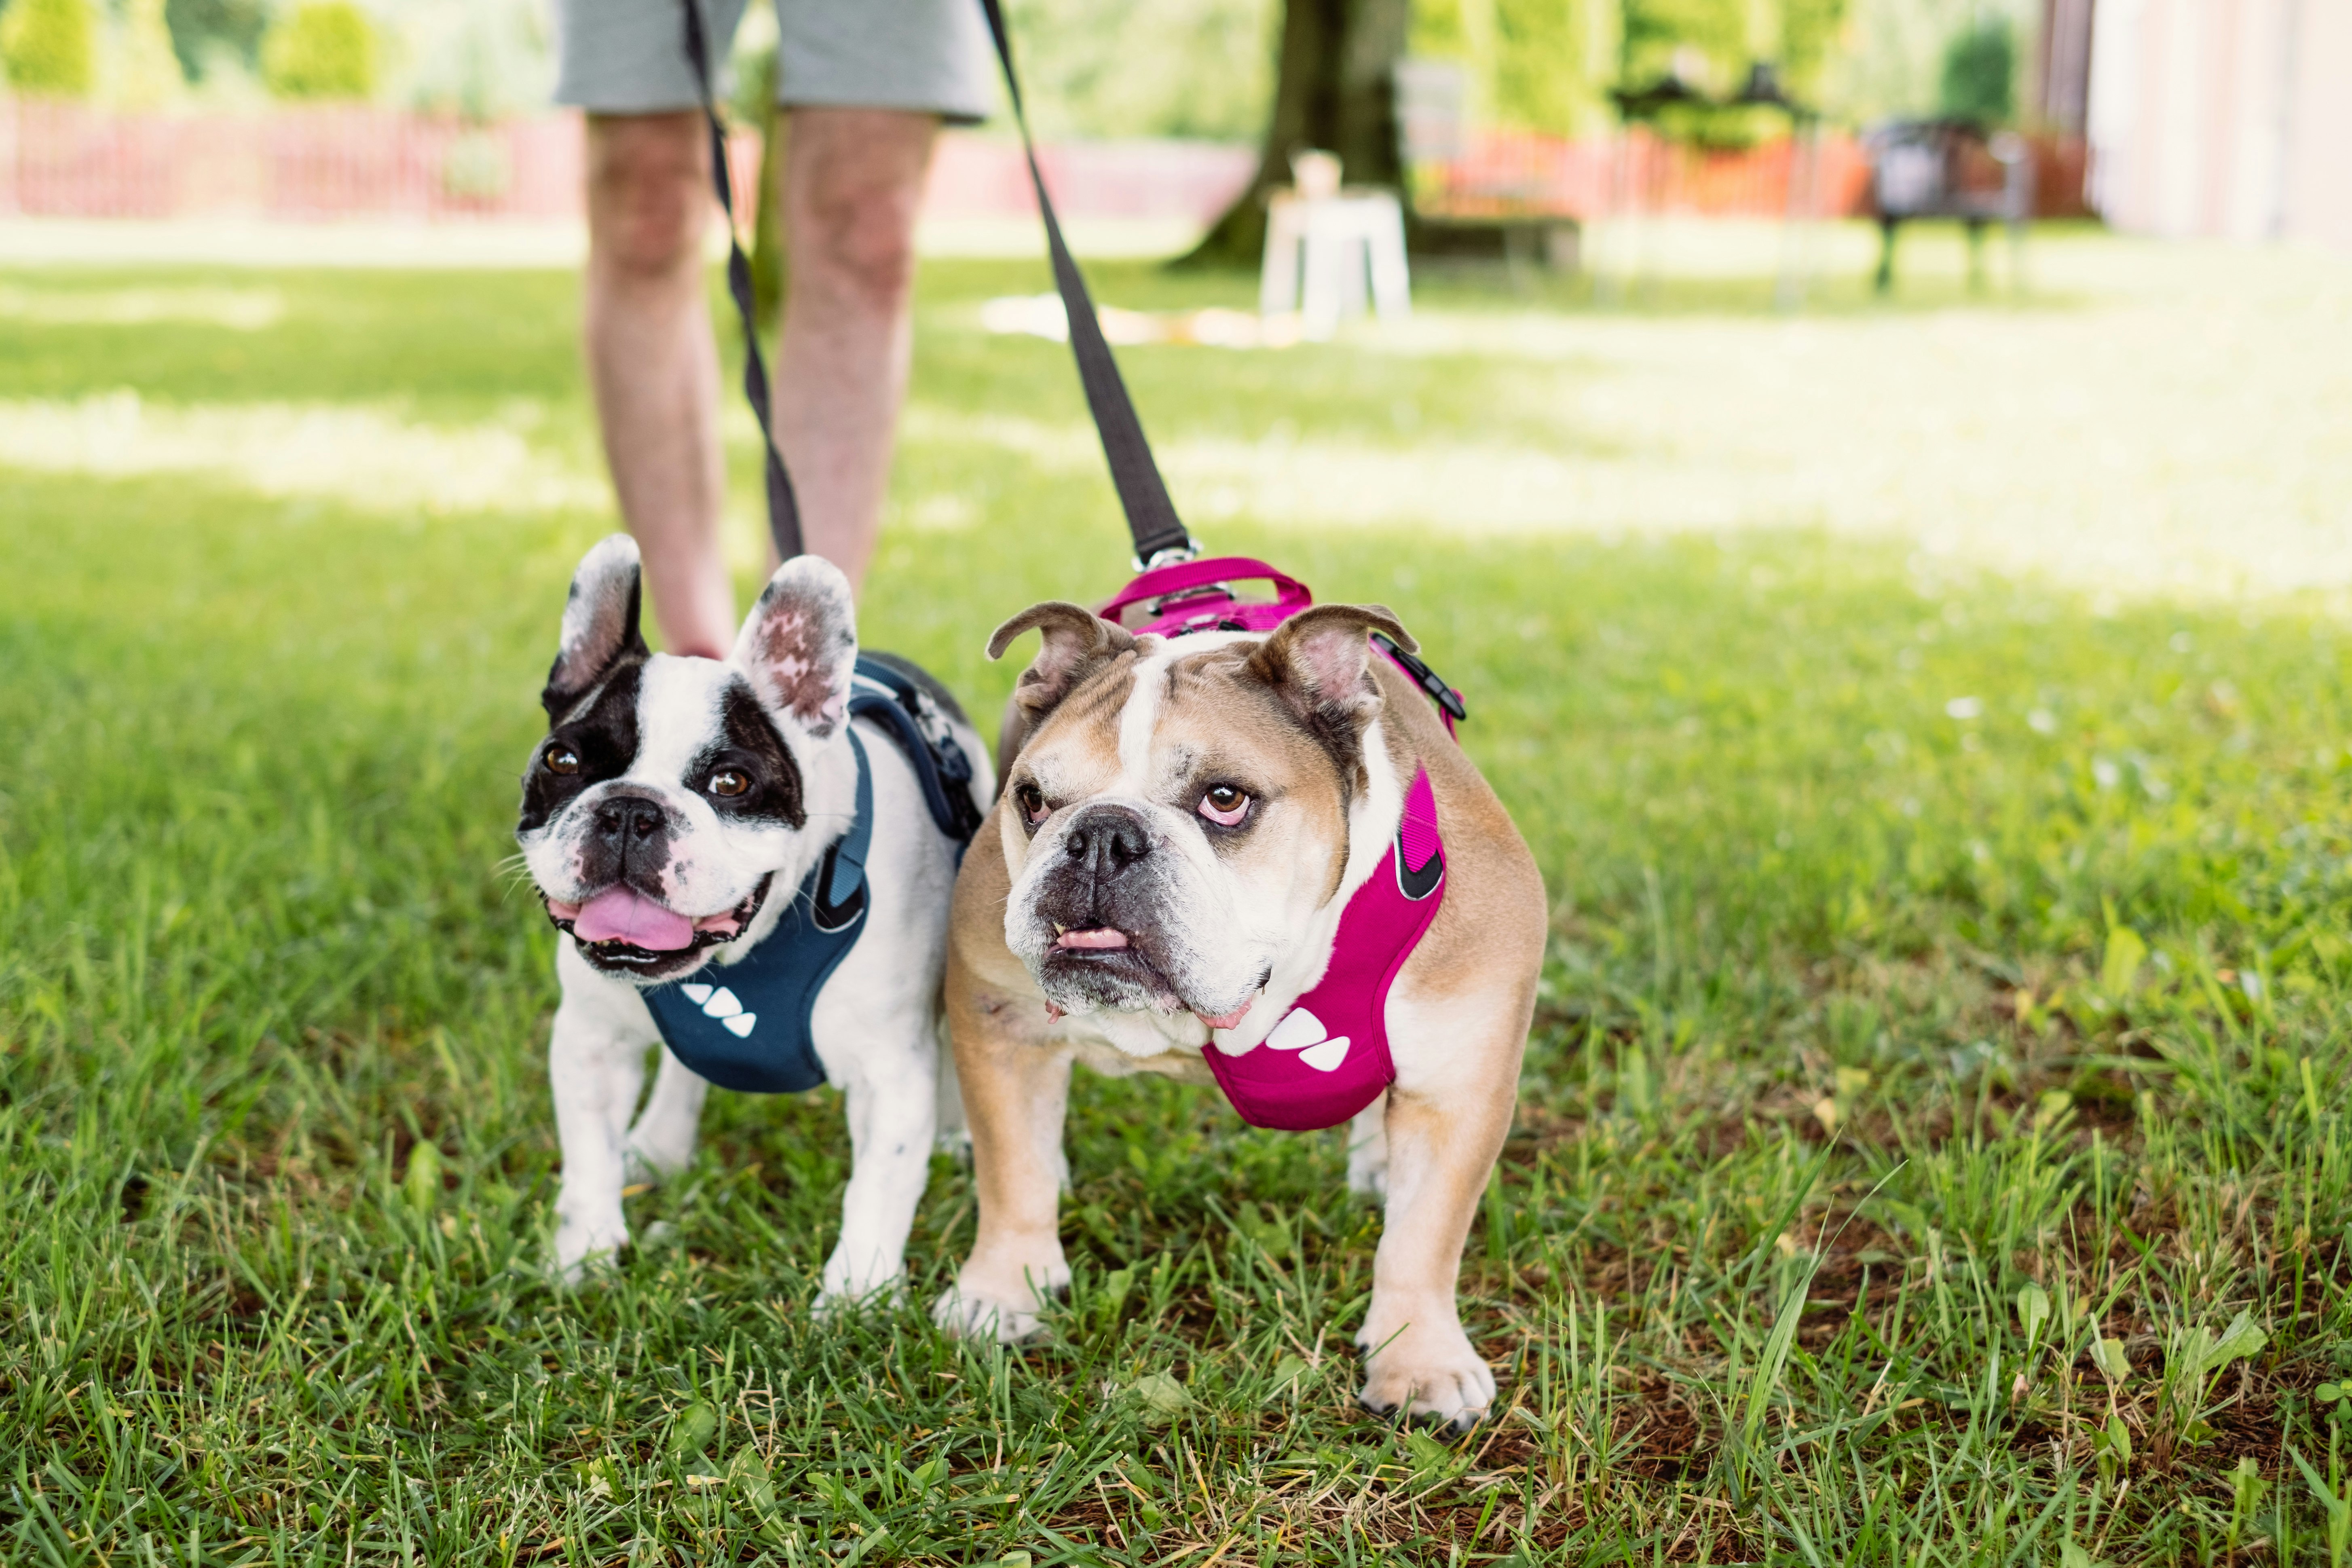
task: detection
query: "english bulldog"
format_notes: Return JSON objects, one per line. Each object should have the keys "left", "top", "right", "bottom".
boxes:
{"left": 518, "top": 535, "right": 989, "bottom": 1300}
{"left": 934, "top": 599, "right": 1546, "bottom": 1428}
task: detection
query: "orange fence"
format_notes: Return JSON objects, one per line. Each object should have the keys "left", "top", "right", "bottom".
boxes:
{"left": 0, "top": 104, "right": 2086, "bottom": 228}
{"left": 1420, "top": 129, "right": 1876, "bottom": 221}
{"left": 0, "top": 103, "right": 594, "bottom": 220}
{"left": 0, "top": 103, "right": 1255, "bottom": 228}
{"left": 1421, "top": 129, "right": 2086, "bottom": 222}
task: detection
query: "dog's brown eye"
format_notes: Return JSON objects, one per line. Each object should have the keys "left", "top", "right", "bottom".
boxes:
{"left": 1199, "top": 784, "right": 1250, "bottom": 826}
{"left": 544, "top": 745, "right": 580, "bottom": 775}
{"left": 1014, "top": 782, "right": 1049, "bottom": 825}
{"left": 707, "top": 769, "right": 750, "bottom": 798}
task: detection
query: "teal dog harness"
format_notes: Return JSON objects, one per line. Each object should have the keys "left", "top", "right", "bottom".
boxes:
{"left": 640, "top": 656, "right": 978, "bottom": 1094}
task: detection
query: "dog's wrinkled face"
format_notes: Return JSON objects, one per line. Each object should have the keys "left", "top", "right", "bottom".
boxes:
{"left": 990, "top": 600, "right": 1413, "bottom": 1039}
{"left": 517, "top": 535, "right": 858, "bottom": 984}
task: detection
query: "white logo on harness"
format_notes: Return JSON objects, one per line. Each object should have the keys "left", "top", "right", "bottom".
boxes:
{"left": 1264, "top": 1006, "right": 1349, "bottom": 1073}
{"left": 680, "top": 983, "right": 758, "bottom": 1038}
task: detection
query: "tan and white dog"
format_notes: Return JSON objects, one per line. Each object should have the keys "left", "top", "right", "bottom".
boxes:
{"left": 932, "top": 598, "right": 1547, "bottom": 1428}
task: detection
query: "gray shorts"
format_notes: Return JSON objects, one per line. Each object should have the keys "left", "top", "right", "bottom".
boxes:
{"left": 554, "top": 0, "right": 996, "bottom": 122}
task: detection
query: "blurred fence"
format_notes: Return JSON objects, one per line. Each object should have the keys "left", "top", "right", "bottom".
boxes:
{"left": 1420, "top": 130, "right": 1871, "bottom": 220}
{"left": 1422, "top": 130, "right": 2088, "bottom": 221}
{"left": 0, "top": 104, "right": 592, "bottom": 220}
{"left": 0, "top": 103, "right": 2086, "bottom": 227}
{"left": 0, "top": 104, "right": 1251, "bottom": 226}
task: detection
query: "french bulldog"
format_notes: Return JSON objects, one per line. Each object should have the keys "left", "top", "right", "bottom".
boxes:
{"left": 934, "top": 600, "right": 1547, "bottom": 1428}
{"left": 517, "top": 535, "right": 989, "bottom": 1301}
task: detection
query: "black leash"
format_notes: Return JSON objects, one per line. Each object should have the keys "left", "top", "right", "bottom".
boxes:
{"left": 677, "top": 0, "right": 1195, "bottom": 571}
{"left": 681, "top": 0, "right": 803, "bottom": 561}
{"left": 974, "top": 0, "right": 1196, "bottom": 569}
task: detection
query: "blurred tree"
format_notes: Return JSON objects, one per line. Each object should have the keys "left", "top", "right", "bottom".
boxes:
{"left": 260, "top": 0, "right": 377, "bottom": 101}
{"left": 1003, "top": 0, "right": 1277, "bottom": 141}
{"left": 111, "top": 0, "right": 189, "bottom": 106}
{"left": 1621, "top": 0, "right": 1771, "bottom": 143}
{"left": 396, "top": 0, "right": 552, "bottom": 121}
{"left": 1492, "top": 0, "right": 1612, "bottom": 137}
{"left": 1825, "top": 0, "right": 2032, "bottom": 125}
{"left": 1777, "top": 0, "right": 1848, "bottom": 100}
{"left": 1410, "top": 0, "right": 1617, "bottom": 137}
{"left": 1937, "top": 13, "right": 2012, "bottom": 123}
{"left": 1619, "top": 0, "right": 1743, "bottom": 91}
{"left": 1181, "top": 0, "right": 1411, "bottom": 266}
{"left": 1614, "top": 0, "right": 1851, "bottom": 142}
{"left": 0, "top": 0, "right": 97, "bottom": 96}
{"left": 162, "top": 0, "right": 266, "bottom": 83}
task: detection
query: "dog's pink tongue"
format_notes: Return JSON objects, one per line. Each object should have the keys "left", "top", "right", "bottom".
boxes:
{"left": 1197, "top": 1001, "right": 1251, "bottom": 1031}
{"left": 573, "top": 886, "right": 695, "bottom": 951}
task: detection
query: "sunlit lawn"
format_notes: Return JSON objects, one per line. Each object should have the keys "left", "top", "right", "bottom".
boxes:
{"left": 3, "top": 230, "right": 2350, "bottom": 1563}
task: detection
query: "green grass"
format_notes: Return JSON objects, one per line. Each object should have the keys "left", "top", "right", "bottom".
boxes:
{"left": 4, "top": 244, "right": 2352, "bottom": 1565}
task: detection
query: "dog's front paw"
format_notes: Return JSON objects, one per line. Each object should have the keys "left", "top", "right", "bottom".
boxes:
{"left": 622, "top": 1130, "right": 695, "bottom": 1186}
{"left": 552, "top": 1214, "right": 629, "bottom": 1286}
{"left": 1357, "top": 1319, "right": 1496, "bottom": 1431}
{"left": 932, "top": 1249, "right": 1069, "bottom": 1342}
{"left": 931, "top": 1287, "right": 1047, "bottom": 1342}
{"left": 816, "top": 1257, "right": 905, "bottom": 1317}
{"left": 932, "top": 1258, "right": 1068, "bottom": 1343}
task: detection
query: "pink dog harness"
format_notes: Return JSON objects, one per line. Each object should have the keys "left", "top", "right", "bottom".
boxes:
{"left": 1107, "top": 557, "right": 1465, "bottom": 1132}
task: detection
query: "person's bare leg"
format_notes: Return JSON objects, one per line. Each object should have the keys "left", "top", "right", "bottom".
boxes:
{"left": 582, "top": 112, "right": 736, "bottom": 659}
{"left": 773, "top": 107, "right": 940, "bottom": 594}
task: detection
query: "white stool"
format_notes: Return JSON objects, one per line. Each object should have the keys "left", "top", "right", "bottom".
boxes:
{"left": 1261, "top": 188, "right": 1412, "bottom": 340}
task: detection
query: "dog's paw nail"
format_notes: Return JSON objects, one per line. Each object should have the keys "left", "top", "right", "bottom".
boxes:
{"left": 932, "top": 1289, "right": 1045, "bottom": 1344}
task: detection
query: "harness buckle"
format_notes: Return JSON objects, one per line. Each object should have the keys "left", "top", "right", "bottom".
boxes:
{"left": 1132, "top": 542, "right": 1200, "bottom": 573}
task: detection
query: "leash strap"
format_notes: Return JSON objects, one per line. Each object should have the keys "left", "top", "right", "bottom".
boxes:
{"left": 681, "top": 0, "right": 803, "bottom": 561}
{"left": 975, "top": 0, "right": 1197, "bottom": 568}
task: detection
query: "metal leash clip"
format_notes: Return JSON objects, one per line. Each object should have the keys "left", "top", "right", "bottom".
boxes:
{"left": 1132, "top": 543, "right": 1200, "bottom": 573}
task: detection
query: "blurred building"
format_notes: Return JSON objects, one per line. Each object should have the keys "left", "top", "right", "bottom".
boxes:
{"left": 2035, "top": 0, "right": 2096, "bottom": 136}
{"left": 2084, "top": 0, "right": 2352, "bottom": 247}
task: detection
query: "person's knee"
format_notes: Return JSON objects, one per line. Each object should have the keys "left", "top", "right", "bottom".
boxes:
{"left": 587, "top": 115, "right": 708, "bottom": 284}
{"left": 791, "top": 137, "right": 928, "bottom": 317}
{"left": 798, "top": 181, "right": 922, "bottom": 316}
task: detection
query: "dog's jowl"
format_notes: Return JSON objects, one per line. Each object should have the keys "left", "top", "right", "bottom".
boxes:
{"left": 518, "top": 535, "right": 989, "bottom": 1301}
{"left": 937, "top": 600, "right": 1547, "bottom": 1429}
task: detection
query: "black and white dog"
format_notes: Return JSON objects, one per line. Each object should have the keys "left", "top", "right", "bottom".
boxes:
{"left": 517, "top": 535, "right": 989, "bottom": 1299}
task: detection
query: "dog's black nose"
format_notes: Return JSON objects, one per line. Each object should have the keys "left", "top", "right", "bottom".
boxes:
{"left": 594, "top": 795, "right": 666, "bottom": 843}
{"left": 1063, "top": 805, "right": 1154, "bottom": 879}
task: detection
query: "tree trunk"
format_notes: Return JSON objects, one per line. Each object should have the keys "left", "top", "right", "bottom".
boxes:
{"left": 1178, "top": 0, "right": 1411, "bottom": 268}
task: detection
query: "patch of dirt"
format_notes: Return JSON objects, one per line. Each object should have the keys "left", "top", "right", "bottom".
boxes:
{"left": 1038, "top": 1493, "right": 1127, "bottom": 1550}
{"left": 1614, "top": 1369, "right": 1714, "bottom": 1480}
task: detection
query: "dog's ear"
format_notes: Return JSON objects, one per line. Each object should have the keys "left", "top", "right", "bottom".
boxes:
{"left": 733, "top": 555, "right": 859, "bottom": 740}
{"left": 1245, "top": 602, "right": 1415, "bottom": 739}
{"left": 987, "top": 602, "right": 1138, "bottom": 726}
{"left": 543, "top": 534, "right": 649, "bottom": 719}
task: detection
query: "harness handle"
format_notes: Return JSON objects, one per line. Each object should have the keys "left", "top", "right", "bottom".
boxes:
{"left": 1098, "top": 555, "right": 1312, "bottom": 631}
{"left": 975, "top": 0, "right": 1199, "bottom": 570}
{"left": 681, "top": 0, "right": 803, "bottom": 562}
